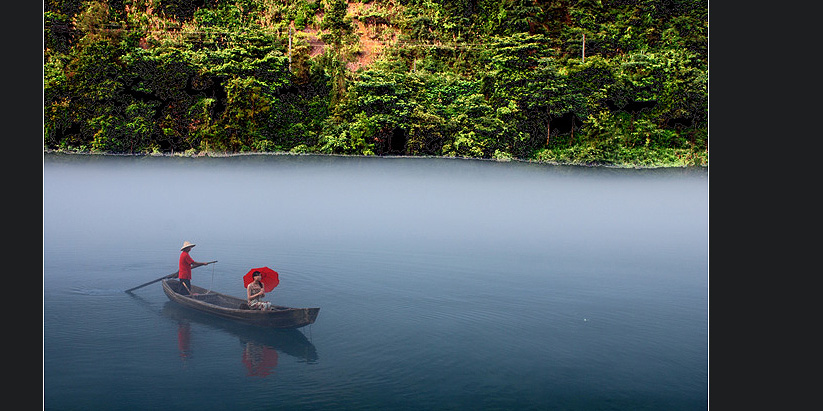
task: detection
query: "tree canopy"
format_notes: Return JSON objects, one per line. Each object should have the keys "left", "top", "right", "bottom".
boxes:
{"left": 44, "top": 0, "right": 708, "bottom": 166}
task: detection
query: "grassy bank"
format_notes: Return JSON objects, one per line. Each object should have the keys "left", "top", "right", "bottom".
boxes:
{"left": 45, "top": 144, "right": 707, "bottom": 168}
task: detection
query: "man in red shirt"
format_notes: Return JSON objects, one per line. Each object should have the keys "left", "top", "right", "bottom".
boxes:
{"left": 179, "top": 241, "right": 211, "bottom": 295}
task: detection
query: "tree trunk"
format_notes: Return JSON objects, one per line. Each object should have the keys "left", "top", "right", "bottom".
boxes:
{"left": 570, "top": 121, "right": 574, "bottom": 144}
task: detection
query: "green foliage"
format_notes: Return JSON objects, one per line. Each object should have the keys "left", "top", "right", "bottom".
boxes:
{"left": 44, "top": 0, "right": 708, "bottom": 166}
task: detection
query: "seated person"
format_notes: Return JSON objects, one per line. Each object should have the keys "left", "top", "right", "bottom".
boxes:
{"left": 246, "top": 271, "right": 272, "bottom": 310}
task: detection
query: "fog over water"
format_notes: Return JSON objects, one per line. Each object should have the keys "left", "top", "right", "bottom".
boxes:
{"left": 44, "top": 153, "right": 708, "bottom": 410}
{"left": 44, "top": 153, "right": 706, "bottom": 262}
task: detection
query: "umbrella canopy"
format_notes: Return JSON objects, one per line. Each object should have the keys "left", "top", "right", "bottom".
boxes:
{"left": 243, "top": 267, "right": 279, "bottom": 293}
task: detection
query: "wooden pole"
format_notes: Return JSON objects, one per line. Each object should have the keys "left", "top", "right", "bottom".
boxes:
{"left": 125, "top": 261, "right": 217, "bottom": 293}
{"left": 125, "top": 272, "right": 178, "bottom": 293}
{"left": 582, "top": 33, "right": 586, "bottom": 63}
{"left": 288, "top": 27, "right": 293, "bottom": 72}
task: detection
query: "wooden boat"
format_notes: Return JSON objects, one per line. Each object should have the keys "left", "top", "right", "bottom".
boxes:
{"left": 161, "top": 279, "right": 319, "bottom": 328}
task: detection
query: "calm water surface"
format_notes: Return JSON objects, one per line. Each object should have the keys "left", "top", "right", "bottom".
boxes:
{"left": 43, "top": 154, "right": 708, "bottom": 410}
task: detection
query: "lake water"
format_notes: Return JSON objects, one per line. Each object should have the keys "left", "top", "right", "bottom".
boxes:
{"left": 43, "top": 153, "right": 708, "bottom": 410}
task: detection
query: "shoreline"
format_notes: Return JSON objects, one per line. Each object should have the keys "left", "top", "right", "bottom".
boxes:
{"left": 43, "top": 149, "right": 708, "bottom": 170}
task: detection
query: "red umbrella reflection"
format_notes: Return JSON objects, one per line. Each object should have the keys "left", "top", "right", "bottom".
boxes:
{"left": 243, "top": 267, "right": 279, "bottom": 293}
{"left": 242, "top": 341, "right": 279, "bottom": 377}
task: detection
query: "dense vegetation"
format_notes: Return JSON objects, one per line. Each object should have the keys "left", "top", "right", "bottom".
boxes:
{"left": 44, "top": 0, "right": 707, "bottom": 166}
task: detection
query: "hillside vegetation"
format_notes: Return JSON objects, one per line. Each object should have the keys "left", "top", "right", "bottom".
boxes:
{"left": 44, "top": 0, "right": 708, "bottom": 166}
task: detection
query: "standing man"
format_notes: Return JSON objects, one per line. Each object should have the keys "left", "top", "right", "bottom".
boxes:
{"left": 179, "top": 241, "right": 211, "bottom": 295}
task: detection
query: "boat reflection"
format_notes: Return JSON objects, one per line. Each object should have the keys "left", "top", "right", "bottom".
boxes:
{"left": 161, "top": 301, "right": 319, "bottom": 374}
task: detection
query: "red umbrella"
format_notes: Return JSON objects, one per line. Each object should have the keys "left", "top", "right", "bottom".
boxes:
{"left": 243, "top": 267, "right": 279, "bottom": 292}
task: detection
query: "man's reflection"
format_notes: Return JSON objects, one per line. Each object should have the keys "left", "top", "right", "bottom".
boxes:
{"left": 177, "top": 321, "right": 192, "bottom": 363}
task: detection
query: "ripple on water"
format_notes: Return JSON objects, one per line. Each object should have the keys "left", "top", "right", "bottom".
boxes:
{"left": 68, "top": 287, "right": 127, "bottom": 296}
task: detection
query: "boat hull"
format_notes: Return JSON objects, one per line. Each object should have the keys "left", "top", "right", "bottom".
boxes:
{"left": 162, "top": 279, "right": 319, "bottom": 328}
